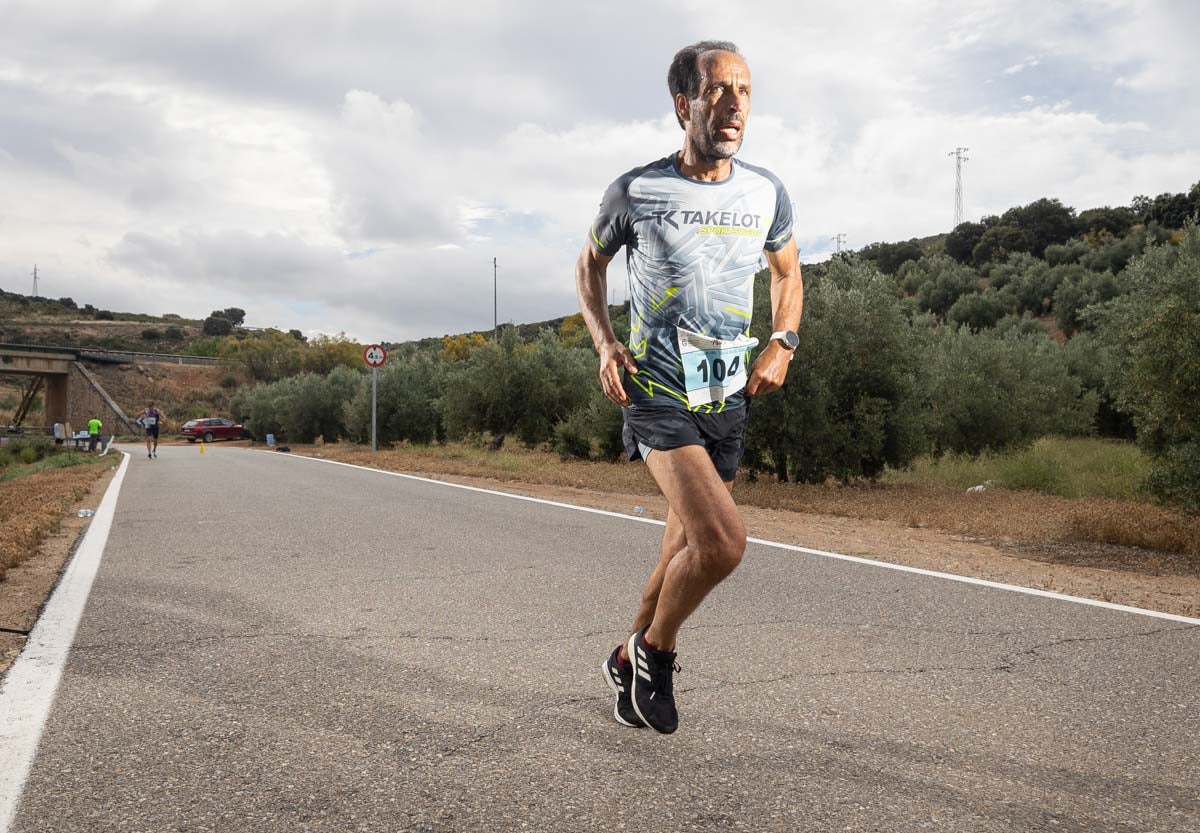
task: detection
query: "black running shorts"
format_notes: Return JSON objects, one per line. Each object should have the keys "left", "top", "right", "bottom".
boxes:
{"left": 146, "top": 426, "right": 159, "bottom": 438}
{"left": 622, "top": 404, "right": 749, "bottom": 482}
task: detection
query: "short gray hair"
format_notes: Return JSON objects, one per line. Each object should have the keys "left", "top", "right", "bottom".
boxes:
{"left": 667, "top": 40, "right": 741, "bottom": 128}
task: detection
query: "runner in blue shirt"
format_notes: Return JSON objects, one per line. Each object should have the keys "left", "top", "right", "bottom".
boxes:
{"left": 136, "top": 402, "right": 165, "bottom": 459}
{"left": 577, "top": 41, "right": 804, "bottom": 734}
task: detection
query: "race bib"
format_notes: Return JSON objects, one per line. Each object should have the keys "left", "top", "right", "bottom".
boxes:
{"left": 145, "top": 415, "right": 157, "bottom": 426}
{"left": 677, "top": 327, "right": 758, "bottom": 408}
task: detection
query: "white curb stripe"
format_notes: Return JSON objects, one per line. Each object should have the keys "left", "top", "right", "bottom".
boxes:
{"left": 0, "top": 453, "right": 130, "bottom": 833}
{"left": 274, "top": 452, "right": 1200, "bottom": 626}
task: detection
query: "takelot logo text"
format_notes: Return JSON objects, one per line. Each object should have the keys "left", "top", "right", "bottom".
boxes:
{"left": 646, "top": 210, "right": 763, "bottom": 229}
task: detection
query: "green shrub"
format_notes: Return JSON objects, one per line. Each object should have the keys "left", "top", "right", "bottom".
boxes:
{"left": 921, "top": 326, "right": 1095, "bottom": 456}
{"left": 441, "top": 329, "right": 594, "bottom": 447}
{"left": 17, "top": 445, "right": 39, "bottom": 464}
{"left": 1093, "top": 223, "right": 1200, "bottom": 511}
{"left": 1062, "top": 332, "right": 1134, "bottom": 438}
{"left": 745, "top": 258, "right": 926, "bottom": 482}
{"left": 202, "top": 315, "right": 233, "bottom": 336}
{"left": 1052, "top": 269, "right": 1124, "bottom": 336}
{"left": 552, "top": 410, "right": 594, "bottom": 460}
{"left": 993, "top": 313, "right": 1044, "bottom": 339}
{"left": 163, "top": 326, "right": 186, "bottom": 340}
{"left": 552, "top": 387, "right": 625, "bottom": 462}
{"left": 1044, "top": 240, "right": 1088, "bottom": 266}
{"left": 141, "top": 328, "right": 162, "bottom": 341}
{"left": 187, "top": 337, "right": 227, "bottom": 357}
{"left": 904, "top": 255, "right": 979, "bottom": 316}
{"left": 232, "top": 367, "right": 365, "bottom": 443}
{"left": 947, "top": 290, "right": 1007, "bottom": 331}
{"left": 345, "top": 354, "right": 443, "bottom": 445}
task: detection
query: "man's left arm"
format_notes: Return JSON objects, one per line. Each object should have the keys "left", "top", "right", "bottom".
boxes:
{"left": 745, "top": 237, "right": 803, "bottom": 396}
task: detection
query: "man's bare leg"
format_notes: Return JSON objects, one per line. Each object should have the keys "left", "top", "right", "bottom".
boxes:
{"left": 640, "top": 445, "right": 746, "bottom": 651}
{"left": 620, "top": 478, "right": 734, "bottom": 658}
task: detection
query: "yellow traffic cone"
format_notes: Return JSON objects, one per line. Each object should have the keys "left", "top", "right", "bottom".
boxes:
{"left": 200, "top": 441, "right": 206, "bottom": 455}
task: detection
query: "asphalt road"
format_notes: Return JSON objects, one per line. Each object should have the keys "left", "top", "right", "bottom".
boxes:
{"left": 6, "top": 445, "right": 1199, "bottom": 832}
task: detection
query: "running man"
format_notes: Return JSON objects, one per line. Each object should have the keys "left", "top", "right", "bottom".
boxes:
{"left": 576, "top": 41, "right": 803, "bottom": 734}
{"left": 136, "top": 402, "right": 164, "bottom": 458}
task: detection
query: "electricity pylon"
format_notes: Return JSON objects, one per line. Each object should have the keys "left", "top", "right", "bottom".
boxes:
{"left": 949, "top": 147, "right": 969, "bottom": 227}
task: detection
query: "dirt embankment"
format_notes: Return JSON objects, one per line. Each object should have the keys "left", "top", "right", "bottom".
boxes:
{"left": 0, "top": 461, "right": 117, "bottom": 672}
{"left": 293, "top": 443, "right": 1200, "bottom": 619}
{"left": 84, "top": 362, "right": 235, "bottom": 432}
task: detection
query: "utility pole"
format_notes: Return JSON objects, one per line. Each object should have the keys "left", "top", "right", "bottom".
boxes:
{"left": 832, "top": 233, "right": 847, "bottom": 254}
{"left": 31, "top": 264, "right": 38, "bottom": 297}
{"left": 948, "top": 147, "right": 969, "bottom": 227}
{"left": 493, "top": 257, "right": 498, "bottom": 340}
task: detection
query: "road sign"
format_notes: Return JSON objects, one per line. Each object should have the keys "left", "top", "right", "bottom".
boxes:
{"left": 363, "top": 344, "right": 387, "bottom": 368}
{"left": 363, "top": 344, "right": 386, "bottom": 452}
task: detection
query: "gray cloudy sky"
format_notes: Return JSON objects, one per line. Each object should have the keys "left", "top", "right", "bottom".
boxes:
{"left": 2, "top": 0, "right": 1197, "bottom": 341}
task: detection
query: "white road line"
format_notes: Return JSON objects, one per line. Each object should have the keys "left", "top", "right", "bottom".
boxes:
{"left": 0, "top": 453, "right": 130, "bottom": 833}
{"left": 275, "top": 452, "right": 1200, "bottom": 627}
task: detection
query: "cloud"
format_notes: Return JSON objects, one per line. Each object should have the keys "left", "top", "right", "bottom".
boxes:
{"left": 1003, "top": 56, "right": 1041, "bottom": 75}
{"left": 1, "top": 0, "right": 1197, "bottom": 341}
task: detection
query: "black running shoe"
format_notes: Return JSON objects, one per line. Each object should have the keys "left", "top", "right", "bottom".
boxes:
{"left": 600, "top": 645, "right": 644, "bottom": 728}
{"left": 626, "top": 626, "right": 679, "bottom": 734}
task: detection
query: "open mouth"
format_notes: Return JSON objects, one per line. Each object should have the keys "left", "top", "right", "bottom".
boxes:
{"left": 717, "top": 122, "right": 742, "bottom": 141}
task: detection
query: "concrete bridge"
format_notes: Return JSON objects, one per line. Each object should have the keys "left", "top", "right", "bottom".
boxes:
{"left": 0, "top": 344, "right": 134, "bottom": 435}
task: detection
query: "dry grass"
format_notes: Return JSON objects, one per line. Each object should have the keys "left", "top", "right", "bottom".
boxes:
{"left": 0, "top": 460, "right": 115, "bottom": 581}
{"left": 300, "top": 441, "right": 1200, "bottom": 564}
{"left": 1065, "top": 501, "right": 1200, "bottom": 555}
{"left": 306, "top": 442, "right": 658, "bottom": 493}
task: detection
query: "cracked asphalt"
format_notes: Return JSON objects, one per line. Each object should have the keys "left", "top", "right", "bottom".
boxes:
{"left": 9, "top": 445, "right": 1200, "bottom": 832}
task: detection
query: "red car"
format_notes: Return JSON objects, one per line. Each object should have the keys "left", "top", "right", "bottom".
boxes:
{"left": 181, "top": 418, "right": 252, "bottom": 443}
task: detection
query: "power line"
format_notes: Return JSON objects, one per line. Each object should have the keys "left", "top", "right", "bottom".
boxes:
{"left": 31, "top": 264, "right": 38, "bottom": 297}
{"left": 832, "top": 233, "right": 847, "bottom": 253}
{"left": 948, "top": 147, "right": 969, "bottom": 227}
{"left": 493, "top": 257, "right": 498, "bottom": 339}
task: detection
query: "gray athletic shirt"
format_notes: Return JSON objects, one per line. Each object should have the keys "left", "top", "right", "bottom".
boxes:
{"left": 590, "top": 154, "right": 793, "bottom": 412}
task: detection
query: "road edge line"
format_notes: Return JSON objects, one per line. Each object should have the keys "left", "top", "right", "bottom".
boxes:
{"left": 0, "top": 452, "right": 130, "bottom": 833}
{"left": 272, "top": 451, "right": 1200, "bottom": 627}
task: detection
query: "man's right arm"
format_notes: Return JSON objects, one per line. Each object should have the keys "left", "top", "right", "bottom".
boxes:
{"left": 575, "top": 243, "right": 638, "bottom": 407}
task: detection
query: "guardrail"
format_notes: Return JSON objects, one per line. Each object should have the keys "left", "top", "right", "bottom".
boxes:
{"left": 77, "top": 349, "right": 222, "bottom": 366}
{"left": 0, "top": 343, "right": 223, "bottom": 366}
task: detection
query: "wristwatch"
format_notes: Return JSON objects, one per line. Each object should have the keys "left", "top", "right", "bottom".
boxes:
{"left": 770, "top": 330, "right": 799, "bottom": 351}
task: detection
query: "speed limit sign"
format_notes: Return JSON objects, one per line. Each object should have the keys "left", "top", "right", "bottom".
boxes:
{"left": 363, "top": 344, "right": 387, "bottom": 368}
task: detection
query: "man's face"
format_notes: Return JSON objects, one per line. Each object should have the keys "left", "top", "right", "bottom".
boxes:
{"left": 681, "top": 51, "right": 752, "bottom": 160}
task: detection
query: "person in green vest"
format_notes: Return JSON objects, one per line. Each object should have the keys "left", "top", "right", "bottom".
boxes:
{"left": 87, "top": 416, "right": 103, "bottom": 452}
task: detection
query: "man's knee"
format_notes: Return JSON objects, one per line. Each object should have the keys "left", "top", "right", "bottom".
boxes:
{"left": 691, "top": 513, "right": 746, "bottom": 578}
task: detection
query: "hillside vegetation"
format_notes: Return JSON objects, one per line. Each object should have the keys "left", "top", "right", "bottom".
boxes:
{"left": 3, "top": 181, "right": 1198, "bottom": 515}
{"left": 227, "top": 181, "right": 1200, "bottom": 515}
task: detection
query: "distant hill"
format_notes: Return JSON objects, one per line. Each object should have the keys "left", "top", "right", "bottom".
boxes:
{"left": 0, "top": 288, "right": 206, "bottom": 354}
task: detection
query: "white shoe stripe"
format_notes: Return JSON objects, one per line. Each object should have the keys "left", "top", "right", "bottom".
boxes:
{"left": 636, "top": 658, "right": 648, "bottom": 672}
{"left": 637, "top": 669, "right": 651, "bottom": 681}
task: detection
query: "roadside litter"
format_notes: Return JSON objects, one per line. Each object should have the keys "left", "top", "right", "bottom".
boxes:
{"left": 78, "top": 509, "right": 95, "bottom": 517}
